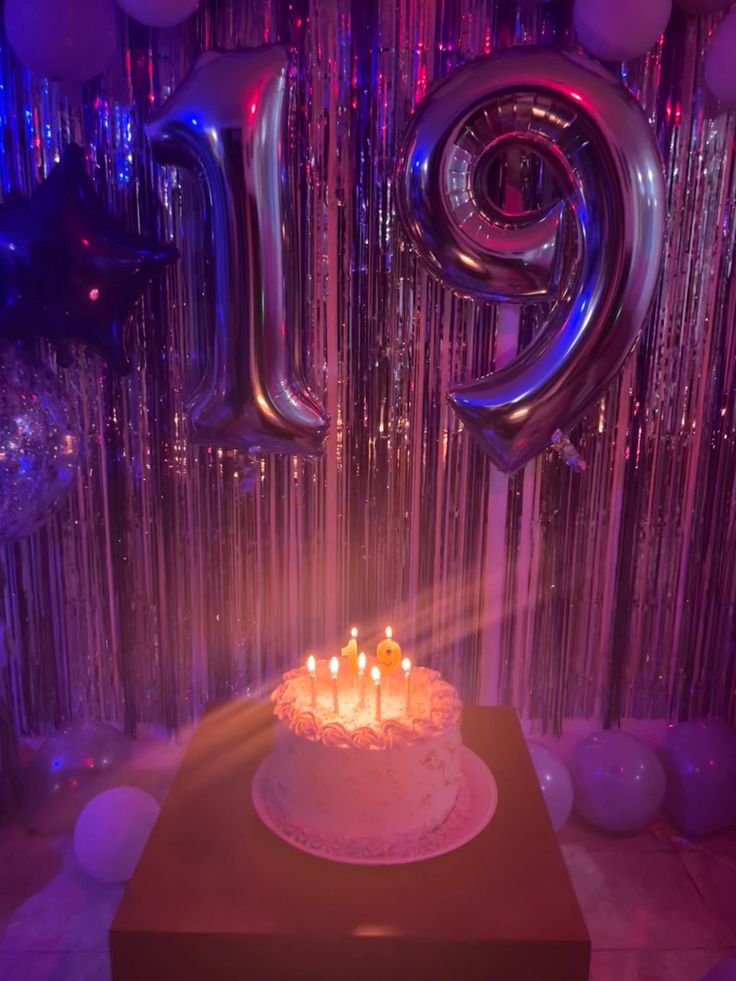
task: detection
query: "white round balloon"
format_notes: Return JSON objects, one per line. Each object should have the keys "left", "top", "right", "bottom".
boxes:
{"left": 116, "top": 0, "right": 200, "bottom": 28}
{"left": 4, "top": 0, "right": 117, "bottom": 82}
{"left": 574, "top": 0, "right": 672, "bottom": 61}
{"left": 528, "top": 742, "right": 574, "bottom": 832}
{"left": 705, "top": 10, "right": 736, "bottom": 108}
{"left": 571, "top": 730, "right": 666, "bottom": 833}
{"left": 73, "top": 787, "right": 159, "bottom": 883}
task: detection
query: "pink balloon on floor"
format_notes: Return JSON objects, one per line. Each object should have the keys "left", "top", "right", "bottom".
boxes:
{"left": 705, "top": 11, "right": 736, "bottom": 108}
{"left": 573, "top": 0, "right": 672, "bottom": 61}
{"left": 73, "top": 787, "right": 160, "bottom": 883}
{"left": 116, "top": 0, "right": 200, "bottom": 28}
{"left": 571, "top": 730, "right": 666, "bottom": 833}
{"left": 4, "top": 0, "right": 117, "bottom": 82}
{"left": 527, "top": 743, "right": 574, "bottom": 832}
{"left": 661, "top": 720, "right": 736, "bottom": 838}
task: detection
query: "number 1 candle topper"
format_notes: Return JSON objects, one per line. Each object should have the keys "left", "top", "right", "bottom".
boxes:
{"left": 341, "top": 627, "right": 359, "bottom": 675}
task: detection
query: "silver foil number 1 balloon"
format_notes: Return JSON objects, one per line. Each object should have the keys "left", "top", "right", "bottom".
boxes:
{"left": 147, "top": 48, "right": 328, "bottom": 456}
{"left": 396, "top": 47, "right": 665, "bottom": 473}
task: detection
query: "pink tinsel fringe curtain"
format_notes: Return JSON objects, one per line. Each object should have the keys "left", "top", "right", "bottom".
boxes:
{"left": 0, "top": 1, "right": 734, "bottom": 764}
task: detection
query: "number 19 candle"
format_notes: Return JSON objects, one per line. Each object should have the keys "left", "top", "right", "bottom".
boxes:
{"left": 376, "top": 626, "right": 402, "bottom": 674}
{"left": 340, "top": 627, "right": 359, "bottom": 674}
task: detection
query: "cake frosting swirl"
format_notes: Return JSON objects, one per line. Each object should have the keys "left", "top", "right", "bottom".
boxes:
{"left": 271, "top": 662, "right": 462, "bottom": 750}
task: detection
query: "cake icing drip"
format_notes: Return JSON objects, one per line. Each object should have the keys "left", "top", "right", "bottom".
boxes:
{"left": 271, "top": 661, "right": 461, "bottom": 750}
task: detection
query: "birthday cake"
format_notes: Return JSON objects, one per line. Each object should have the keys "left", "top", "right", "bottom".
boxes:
{"left": 255, "top": 634, "right": 472, "bottom": 861}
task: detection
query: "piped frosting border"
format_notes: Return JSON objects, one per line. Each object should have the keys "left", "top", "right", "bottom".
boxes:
{"left": 271, "top": 665, "right": 462, "bottom": 749}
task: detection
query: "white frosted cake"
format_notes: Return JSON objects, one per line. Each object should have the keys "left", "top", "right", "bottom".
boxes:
{"left": 262, "top": 657, "right": 465, "bottom": 859}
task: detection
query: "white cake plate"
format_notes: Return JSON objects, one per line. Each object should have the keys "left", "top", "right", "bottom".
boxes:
{"left": 250, "top": 746, "right": 498, "bottom": 866}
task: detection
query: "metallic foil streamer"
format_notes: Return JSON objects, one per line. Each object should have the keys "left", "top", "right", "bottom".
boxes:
{"left": 0, "top": 1, "right": 735, "bottom": 786}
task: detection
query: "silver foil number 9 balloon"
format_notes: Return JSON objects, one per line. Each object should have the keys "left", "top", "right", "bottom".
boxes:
{"left": 147, "top": 48, "right": 328, "bottom": 457}
{"left": 396, "top": 47, "right": 665, "bottom": 473}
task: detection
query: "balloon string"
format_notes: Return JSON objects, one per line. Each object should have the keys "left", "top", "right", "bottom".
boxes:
{"left": 550, "top": 430, "right": 587, "bottom": 473}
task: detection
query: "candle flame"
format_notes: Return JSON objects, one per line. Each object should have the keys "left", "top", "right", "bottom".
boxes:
{"left": 307, "top": 654, "right": 316, "bottom": 674}
{"left": 330, "top": 656, "right": 339, "bottom": 678}
{"left": 371, "top": 665, "right": 381, "bottom": 684}
{"left": 385, "top": 626, "right": 393, "bottom": 639}
{"left": 402, "top": 657, "right": 411, "bottom": 673}
{"left": 358, "top": 652, "right": 366, "bottom": 672}
{"left": 350, "top": 626, "right": 358, "bottom": 638}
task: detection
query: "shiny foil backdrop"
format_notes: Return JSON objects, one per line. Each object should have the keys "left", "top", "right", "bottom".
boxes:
{"left": 1, "top": 0, "right": 735, "bottom": 771}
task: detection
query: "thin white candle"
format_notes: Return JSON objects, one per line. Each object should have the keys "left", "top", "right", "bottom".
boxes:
{"left": 358, "top": 651, "right": 366, "bottom": 707}
{"left": 402, "top": 657, "right": 411, "bottom": 714}
{"left": 371, "top": 665, "right": 381, "bottom": 722}
{"left": 307, "top": 654, "right": 317, "bottom": 707}
{"left": 330, "top": 656, "right": 340, "bottom": 715}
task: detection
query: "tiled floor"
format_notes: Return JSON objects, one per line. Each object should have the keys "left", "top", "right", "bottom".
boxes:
{"left": 558, "top": 820, "right": 736, "bottom": 980}
{"left": 0, "top": 733, "right": 734, "bottom": 981}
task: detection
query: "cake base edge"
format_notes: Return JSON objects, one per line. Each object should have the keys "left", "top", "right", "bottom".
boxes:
{"left": 251, "top": 746, "right": 498, "bottom": 866}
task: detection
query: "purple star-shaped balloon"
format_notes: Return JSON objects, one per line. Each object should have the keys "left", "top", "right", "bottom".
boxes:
{"left": 0, "top": 144, "right": 176, "bottom": 371}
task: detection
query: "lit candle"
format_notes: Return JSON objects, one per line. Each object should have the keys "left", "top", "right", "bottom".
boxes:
{"left": 340, "top": 627, "right": 359, "bottom": 674}
{"left": 330, "top": 656, "right": 340, "bottom": 715}
{"left": 402, "top": 657, "right": 411, "bottom": 714}
{"left": 376, "top": 625, "right": 402, "bottom": 674}
{"left": 371, "top": 665, "right": 381, "bottom": 722}
{"left": 307, "top": 654, "right": 317, "bottom": 707}
{"left": 358, "top": 651, "right": 367, "bottom": 707}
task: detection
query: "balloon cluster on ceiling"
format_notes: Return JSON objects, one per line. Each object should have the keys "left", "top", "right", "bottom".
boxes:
{"left": 5, "top": 0, "right": 736, "bottom": 106}
{"left": 3, "top": 0, "right": 201, "bottom": 84}
{"left": 573, "top": 0, "right": 736, "bottom": 107}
